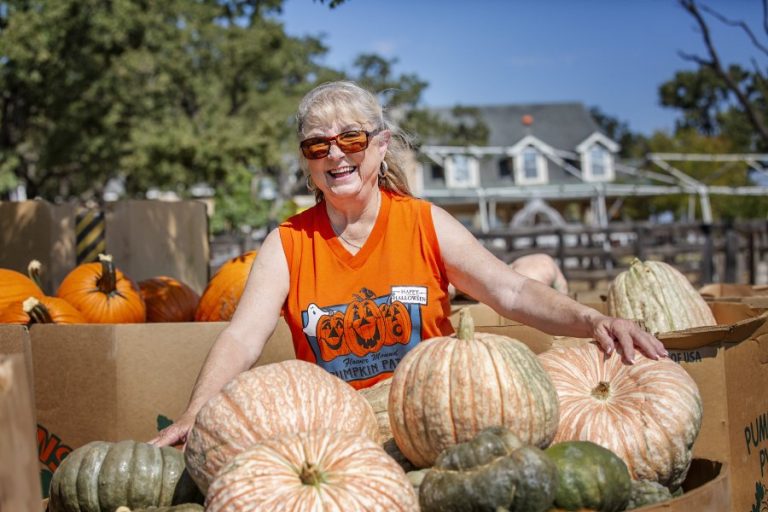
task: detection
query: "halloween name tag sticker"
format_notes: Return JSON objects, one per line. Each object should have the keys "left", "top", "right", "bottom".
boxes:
{"left": 390, "top": 286, "right": 428, "bottom": 305}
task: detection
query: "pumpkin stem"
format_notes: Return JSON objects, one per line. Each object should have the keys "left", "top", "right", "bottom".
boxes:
{"left": 591, "top": 381, "right": 611, "bottom": 400}
{"left": 96, "top": 254, "right": 118, "bottom": 295}
{"left": 27, "top": 260, "right": 43, "bottom": 290}
{"left": 456, "top": 308, "right": 475, "bottom": 341}
{"left": 22, "top": 297, "right": 53, "bottom": 324}
{"left": 299, "top": 461, "right": 326, "bottom": 486}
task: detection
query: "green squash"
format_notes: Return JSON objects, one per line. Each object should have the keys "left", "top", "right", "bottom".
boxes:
{"left": 626, "top": 480, "right": 673, "bottom": 509}
{"left": 48, "top": 440, "right": 203, "bottom": 512}
{"left": 545, "top": 441, "right": 631, "bottom": 512}
{"left": 419, "top": 426, "right": 558, "bottom": 512}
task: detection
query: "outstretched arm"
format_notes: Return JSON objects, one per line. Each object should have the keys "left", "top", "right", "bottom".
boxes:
{"left": 149, "top": 228, "right": 290, "bottom": 447}
{"left": 432, "top": 205, "right": 666, "bottom": 363}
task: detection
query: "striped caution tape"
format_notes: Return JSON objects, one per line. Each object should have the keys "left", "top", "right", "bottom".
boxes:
{"left": 75, "top": 208, "right": 106, "bottom": 264}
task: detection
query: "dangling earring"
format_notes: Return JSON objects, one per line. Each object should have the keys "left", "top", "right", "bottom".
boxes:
{"left": 379, "top": 160, "right": 388, "bottom": 179}
{"left": 306, "top": 175, "right": 316, "bottom": 192}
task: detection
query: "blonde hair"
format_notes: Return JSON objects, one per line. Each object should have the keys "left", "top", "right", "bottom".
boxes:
{"left": 296, "top": 81, "right": 413, "bottom": 202}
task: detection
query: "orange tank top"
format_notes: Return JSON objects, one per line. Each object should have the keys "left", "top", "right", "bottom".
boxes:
{"left": 279, "top": 190, "right": 453, "bottom": 389}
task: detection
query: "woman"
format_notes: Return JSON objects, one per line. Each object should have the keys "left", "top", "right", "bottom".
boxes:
{"left": 151, "top": 81, "right": 665, "bottom": 448}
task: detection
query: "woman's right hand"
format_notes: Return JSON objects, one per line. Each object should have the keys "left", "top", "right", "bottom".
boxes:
{"left": 149, "top": 412, "right": 196, "bottom": 449}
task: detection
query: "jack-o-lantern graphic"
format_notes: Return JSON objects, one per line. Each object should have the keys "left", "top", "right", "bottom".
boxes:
{"left": 380, "top": 300, "right": 412, "bottom": 345}
{"left": 316, "top": 311, "right": 348, "bottom": 361}
{"left": 343, "top": 288, "right": 385, "bottom": 358}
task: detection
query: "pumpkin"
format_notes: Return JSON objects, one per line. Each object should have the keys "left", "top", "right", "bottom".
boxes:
{"left": 626, "top": 479, "right": 673, "bottom": 509}
{"left": 117, "top": 506, "right": 203, "bottom": 512}
{"left": 184, "top": 359, "right": 379, "bottom": 493}
{"left": 359, "top": 377, "right": 416, "bottom": 471}
{"left": 194, "top": 251, "right": 256, "bottom": 321}
{"left": 316, "top": 310, "right": 349, "bottom": 361}
{"left": 0, "top": 296, "right": 85, "bottom": 324}
{"left": 205, "top": 430, "right": 419, "bottom": 511}
{"left": 389, "top": 308, "right": 559, "bottom": 468}
{"left": 0, "top": 264, "right": 44, "bottom": 311}
{"left": 419, "top": 426, "right": 558, "bottom": 512}
{"left": 48, "top": 440, "right": 203, "bottom": 512}
{"left": 538, "top": 341, "right": 702, "bottom": 488}
{"left": 344, "top": 288, "right": 386, "bottom": 357}
{"left": 606, "top": 258, "right": 716, "bottom": 334}
{"left": 56, "top": 254, "right": 146, "bottom": 323}
{"left": 545, "top": 440, "right": 632, "bottom": 512}
{"left": 380, "top": 300, "right": 412, "bottom": 345}
{"left": 139, "top": 276, "right": 200, "bottom": 322}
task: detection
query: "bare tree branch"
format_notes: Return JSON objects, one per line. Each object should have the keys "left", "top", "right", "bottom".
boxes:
{"left": 699, "top": 2, "right": 768, "bottom": 57}
{"left": 679, "top": 0, "right": 768, "bottom": 145}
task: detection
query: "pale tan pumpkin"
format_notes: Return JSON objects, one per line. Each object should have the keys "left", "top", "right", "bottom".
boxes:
{"left": 359, "top": 377, "right": 415, "bottom": 471}
{"left": 184, "top": 359, "right": 379, "bottom": 493}
{"left": 607, "top": 258, "right": 716, "bottom": 334}
{"left": 388, "top": 309, "right": 559, "bottom": 468}
{"left": 205, "top": 430, "right": 419, "bottom": 512}
{"left": 538, "top": 341, "right": 702, "bottom": 489}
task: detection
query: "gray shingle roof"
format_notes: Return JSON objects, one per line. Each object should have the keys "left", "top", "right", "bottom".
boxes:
{"left": 428, "top": 102, "right": 602, "bottom": 150}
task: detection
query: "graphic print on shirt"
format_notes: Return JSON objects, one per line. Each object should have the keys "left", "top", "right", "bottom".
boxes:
{"left": 301, "top": 286, "right": 425, "bottom": 384}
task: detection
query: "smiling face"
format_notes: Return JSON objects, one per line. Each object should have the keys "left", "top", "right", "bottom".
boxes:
{"left": 302, "top": 120, "right": 388, "bottom": 201}
{"left": 297, "top": 82, "right": 390, "bottom": 203}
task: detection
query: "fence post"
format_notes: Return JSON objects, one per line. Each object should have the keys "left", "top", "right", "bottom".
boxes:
{"left": 701, "top": 223, "right": 713, "bottom": 284}
{"left": 724, "top": 221, "right": 738, "bottom": 283}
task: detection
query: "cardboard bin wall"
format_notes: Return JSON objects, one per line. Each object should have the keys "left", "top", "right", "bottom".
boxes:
{"left": 0, "top": 199, "right": 210, "bottom": 294}
{"left": 477, "top": 302, "right": 768, "bottom": 512}
{"left": 31, "top": 318, "right": 295, "bottom": 497}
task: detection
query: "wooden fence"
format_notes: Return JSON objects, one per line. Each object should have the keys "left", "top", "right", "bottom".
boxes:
{"left": 210, "top": 220, "right": 768, "bottom": 290}
{"left": 471, "top": 220, "right": 768, "bottom": 291}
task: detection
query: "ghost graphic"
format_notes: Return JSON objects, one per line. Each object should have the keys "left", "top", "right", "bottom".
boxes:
{"left": 302, "top": 303, "right": 330, "bottom": 337}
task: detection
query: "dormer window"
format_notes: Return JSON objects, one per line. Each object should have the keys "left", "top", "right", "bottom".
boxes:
{"left": 581, "top": 143, "right": 614, "bottom": 181}
{"left": 577, "top": 133, "right": 618, "bottom": 182}
{"left": 514, "top": 146, "right": 548, "bottom": 185}
{"left": 445, "top": 154, "right": 479, "bottom": 188}
{"left": 590, "top": 146, "right": 607, "bottom": 177}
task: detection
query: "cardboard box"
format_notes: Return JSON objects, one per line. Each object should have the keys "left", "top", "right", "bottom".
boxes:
{"left": 478, "top": 303, "right": 768, "bottom": 512}
{"left": 0, "top": 354, "right": 42, "bottom": 511}
{"left": 0, "top": 324, "right": 34, "bottom": 399}
{"left": 633, "top": 459, "right": 729, "bottom": 511}
{"left": 699, "top": 283, "right": 768, "bottom": 298}
{"left": 0, "top": 201, "right": 76, "bottom": 294}
{"left": 31, "top": 319, "right": 295, "bottom": 497}
{"left": 0, "top": 199, "right": 210, "bottom": 294}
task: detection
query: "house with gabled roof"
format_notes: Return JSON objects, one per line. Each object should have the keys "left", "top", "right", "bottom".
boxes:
{"left": 415, "top": 102, "right": 622, "bottom": 231}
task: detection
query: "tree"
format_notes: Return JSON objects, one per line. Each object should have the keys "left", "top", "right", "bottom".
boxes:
{"left": 589, "top": 106, "right": 649, "bottom": 158}
{"left": 0, "top": 0, "right": 333, "bottom": 232}
{"left": 664, "top": 0, "right": 768, "bottom": 150}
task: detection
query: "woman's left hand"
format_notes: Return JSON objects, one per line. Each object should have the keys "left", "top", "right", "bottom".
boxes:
{"left": 590, "top": 315, "right": 668, "bottom": 364}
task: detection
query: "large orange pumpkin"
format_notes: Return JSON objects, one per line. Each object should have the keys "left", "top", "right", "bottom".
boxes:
{"left": 343, "top": 289, "right": 386, "bottom": 357}
{"left": 194, "top": 251, "right": 256, "bottom": 321}
{"left": 0, "top": 265, "right": 44, "bottom": 311}
{"left": 388, "top": 309, "right": 559, "bottom": 468}
{"left": 538, "top": 341, "right": 702, "bottom": 489}
{"left": 56, "top": 254, "right": 145, "bottom": 323}
{"left": 0, "top": 296, "right": 85, "bottom": 324}
{"left": 205, "top": 430, "right": 419, "bottom": 511}
{"left": 139, "top": 276, "right": 200, "bottom": 322}
{"left": 184, "top": 359, "right": 379, "bottom": 493}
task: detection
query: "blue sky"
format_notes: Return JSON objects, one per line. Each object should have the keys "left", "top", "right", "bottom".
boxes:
{"left": 279, "top": 0, "right": 762, "bottom": 136}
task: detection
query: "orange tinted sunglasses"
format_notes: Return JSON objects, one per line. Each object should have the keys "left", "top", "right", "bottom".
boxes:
{"left": 300, "top": 127, "right": 383, "bottom": 160}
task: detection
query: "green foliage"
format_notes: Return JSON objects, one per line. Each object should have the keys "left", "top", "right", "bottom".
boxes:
{"left": 620, "top": 129, "right": 768, "bottom": 220}
{"left": 659, "top": 65, "right": 761, "bottom": 150}
{"left": 0, "top": 0, "right": 330, "bottom": 232}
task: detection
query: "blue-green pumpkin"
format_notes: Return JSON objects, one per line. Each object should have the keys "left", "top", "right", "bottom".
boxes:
{"left": 545, "top": 440, "right": 631, "bottom": 512}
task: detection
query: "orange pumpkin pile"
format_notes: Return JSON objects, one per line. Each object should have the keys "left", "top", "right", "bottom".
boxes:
{"left": 0, "top": 254, "right": 209, "bottom": 325}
